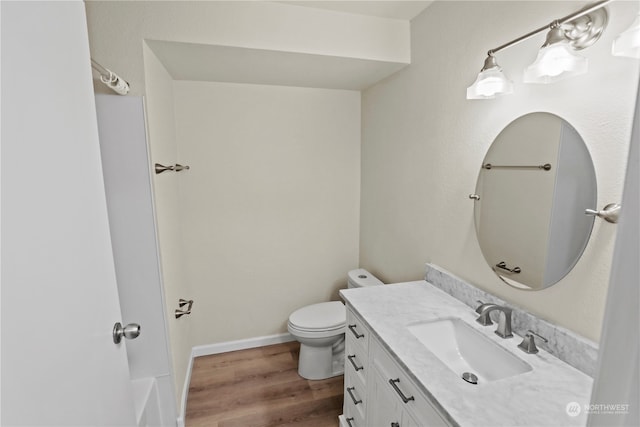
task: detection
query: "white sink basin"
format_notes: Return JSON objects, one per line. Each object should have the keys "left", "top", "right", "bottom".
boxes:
{"left": 408, "top": 318, "right": 532, "bottom": 383}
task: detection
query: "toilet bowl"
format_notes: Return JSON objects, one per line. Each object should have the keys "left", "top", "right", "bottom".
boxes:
{"left": 287, "top": 269, "right": 383, "bottom": 380}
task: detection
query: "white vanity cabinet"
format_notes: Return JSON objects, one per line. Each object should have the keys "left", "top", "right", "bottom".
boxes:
{"left": 341, "top": 305, "right": 450, "bottom": 427}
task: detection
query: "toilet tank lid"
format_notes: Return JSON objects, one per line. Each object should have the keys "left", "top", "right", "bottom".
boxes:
{"left": 348, "top": 268, "right": 384, "bottom": 287}
{"left": 289, "top": 301, "right": 345, "bottom": 330}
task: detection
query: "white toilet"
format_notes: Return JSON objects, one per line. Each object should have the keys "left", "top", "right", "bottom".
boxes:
{"left": 287, "top": 269, "right": 383, "bottom": 380}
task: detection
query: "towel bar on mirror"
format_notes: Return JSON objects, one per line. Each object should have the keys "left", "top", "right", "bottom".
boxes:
{"left": 482, "top": 163, "right": 551, "bottom": 171}
{"left": 495, "top": 261, "right": 521, "bottom": 274}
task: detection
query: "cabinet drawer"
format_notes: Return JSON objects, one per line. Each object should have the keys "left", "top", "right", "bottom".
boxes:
{"left": 371, "top": 339, "right": 448, "bottom": 426}
{"left": 343, "top": 370, "right": 367, "bottom": 422}
{"left": 342, "top": 405, "right": 366, "bottom": 427}
{"left": 345, "top": 339, "right": 368, "bottom": 384}
{"left": 346, "top": 308, "right": 369, "bottom": 351}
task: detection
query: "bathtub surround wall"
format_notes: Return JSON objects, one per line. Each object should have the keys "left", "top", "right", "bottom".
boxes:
{"left": 360, "top": 1, "right": 640, "bottom": 342}
{"left": 425, "top": 264, "right": 599, "bottom": 377}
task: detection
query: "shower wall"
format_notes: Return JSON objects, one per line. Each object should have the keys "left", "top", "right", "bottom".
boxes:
{"left": 172, "top": 80, "right": 361, "bottom": 346}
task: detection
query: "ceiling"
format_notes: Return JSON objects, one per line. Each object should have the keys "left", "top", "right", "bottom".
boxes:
{"left": 279, "top": 1, "right": 433, "bottom": 20}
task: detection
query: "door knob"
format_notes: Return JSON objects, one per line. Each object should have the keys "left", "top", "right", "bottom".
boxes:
{"left": 112, "top": 322, "right": 141, "bottom": 344}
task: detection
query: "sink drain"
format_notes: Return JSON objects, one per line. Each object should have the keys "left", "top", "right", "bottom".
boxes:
{"left": 462, "top": 372, "right": 478, "bottom": 384}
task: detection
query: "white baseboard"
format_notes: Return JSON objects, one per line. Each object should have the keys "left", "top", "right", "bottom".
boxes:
{"left": 177, "top": 332, "right": 295, "bottom": 425}
{"left": 192, "top": 332, "right": 295, "bottom": 357}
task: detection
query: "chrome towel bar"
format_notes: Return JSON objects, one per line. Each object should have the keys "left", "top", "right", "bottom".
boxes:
{"left": 495, "top": 261, "right": 521, "bottom": 274}
{"left": 483, "top": 163, "right": 551, "bottom": 171}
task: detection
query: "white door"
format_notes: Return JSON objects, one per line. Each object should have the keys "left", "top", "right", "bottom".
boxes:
{"left": 95, "top": 94, "right": 178, "bottom": 424}
{"left": 1, "top": 1, "right": 137, "bottom": 425}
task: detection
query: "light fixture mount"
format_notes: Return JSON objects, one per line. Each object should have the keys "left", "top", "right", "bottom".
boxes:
{"left": 466, "top": 0, "right": 615, "bottom": 99}
{"left": 481, "top": 54, "right": 499, "bottom": 71}
{"left": 561, "top": 6, "right": 608, "bottom": 50}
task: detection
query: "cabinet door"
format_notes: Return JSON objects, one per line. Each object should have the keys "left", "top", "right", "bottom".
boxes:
{"left": 370, "top": 370, "right": 403, "bottom": 427}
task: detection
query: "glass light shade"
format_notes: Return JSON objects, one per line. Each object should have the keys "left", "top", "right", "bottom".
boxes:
{"left": 467, "top": 67, "right": 513, "bottom": 99}
{"left": 523, "top": 41, "right": 587, "bottom": 83}
{"left": 612, "top": 14, "right": 640, "bottom": 58}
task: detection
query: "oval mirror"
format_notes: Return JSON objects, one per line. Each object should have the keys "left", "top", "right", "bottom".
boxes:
{"left": 473, "top": 112, "right": 597, "bottom": 290}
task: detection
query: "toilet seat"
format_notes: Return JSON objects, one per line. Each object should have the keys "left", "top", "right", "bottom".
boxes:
{"left": 288, "top": 301, "right": 345, "bottom": 334}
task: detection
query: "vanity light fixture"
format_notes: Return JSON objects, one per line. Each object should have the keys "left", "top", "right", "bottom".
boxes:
{"left": 467, "top": 0, "right": 613, "bottom": 99}
{"left": 466, "top": 54, "right": 514, "bottom": 99}
{"left": 523, "top": 23, "right": 588, "bottom": 83}
{"left": 612, "top": 13, "right": 640, "bottom": 58}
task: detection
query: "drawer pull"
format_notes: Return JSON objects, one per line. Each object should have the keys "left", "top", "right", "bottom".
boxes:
{"left": 389, "top": 378, "right": 415, "bottom": 404}
{"left": 347, "top": 354, "right": 364, "bottom": 371}
{"left": 391, "top": 423, "right": 400, "bottom": 427}
{"left": 346, "top": 417, "right": 355, "bottom": 427}
{"left": 346, "top": 386, "right": 363, "bottom": 405}
{"left": 348, "top": 324, "right": 365, "bottom": 339}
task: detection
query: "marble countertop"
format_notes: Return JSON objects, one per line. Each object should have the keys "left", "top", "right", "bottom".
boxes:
{"left": 340, "top": 281, "right": 593, "bottom": 427}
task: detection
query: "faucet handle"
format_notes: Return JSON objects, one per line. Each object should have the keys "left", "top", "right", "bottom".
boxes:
{"left": 517, "top": 330, "right": 548, "bottom": 354}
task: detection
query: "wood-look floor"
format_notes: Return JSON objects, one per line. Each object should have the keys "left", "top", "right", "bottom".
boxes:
{"left": 185, "top": 341, "right": 344, "bottom": 427}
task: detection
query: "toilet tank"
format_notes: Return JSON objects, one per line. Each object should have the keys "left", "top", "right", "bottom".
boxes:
{"left": 347, "top": 268, "right": 384, "bottom": 288}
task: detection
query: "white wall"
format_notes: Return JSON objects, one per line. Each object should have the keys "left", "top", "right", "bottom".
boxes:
{"left": 588, "top": 73, "right": 639, "bottom": 427}
{"left": 142, "top": 44, "right": 362, "bottom": 408}
{"left": 360, "top": 0, "right": 639, "bottom": 341}
{"left": 173, "top": 81, "right": 361, "bottom": 345}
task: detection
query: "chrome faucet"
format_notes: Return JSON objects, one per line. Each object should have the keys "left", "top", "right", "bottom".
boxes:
{"left": 475, "top": 301, "right": 513, "bottom": 338}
